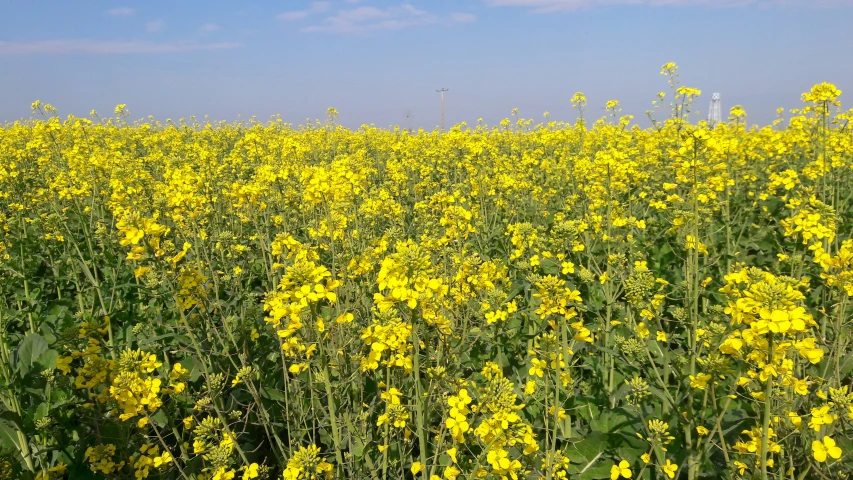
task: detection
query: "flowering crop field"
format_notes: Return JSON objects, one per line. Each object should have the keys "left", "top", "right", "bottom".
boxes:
{"left": 1, "top": 66, "right": 852, "bottom": 480}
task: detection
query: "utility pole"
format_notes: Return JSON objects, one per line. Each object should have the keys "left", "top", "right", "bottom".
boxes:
{"left": 436, "top": 88, "right": 449, "bottom": 131}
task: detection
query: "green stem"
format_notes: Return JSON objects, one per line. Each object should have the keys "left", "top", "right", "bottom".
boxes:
{"left": 382, "top": 364, "right": 391, "bottom": 480}
{"left": 411, "top": 314, "right": 429, "bottom": 477}
{"left": 760, "top": 334, "right": 774, "bottom": 480}
{"left": 314, "top": 307, "right": 346, "bottom": 479}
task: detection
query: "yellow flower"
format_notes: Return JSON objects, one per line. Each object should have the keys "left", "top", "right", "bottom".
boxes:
{"left": 56, "top": 355, "right": 73, "bottom": 375}
{"left": 636, "top": 322, "right": 650, "bottom": 339}
{"left": 689, "top": 373, "right": 711, "bottom": 390}
{"left": 446, "top": 448, "right": 458, "bottom": 464}
{"left": 790, "top": 376, "right": 810, "bottom": 396}
{"left": 212, "top": 467, "right": 236, "bottom": 480}
{"left": 443, "top": 465, "right": 461, "bottom": 480}
{"left": 529, "top": 358, "right": 546, "bottom": 378}
{"left": 411, "top": 461, "right": 424, "bottom": 475}
{"left": 809, "top": 405, "right": 835, "bottom": 431}
{"left": 153, "top": 452, "right": 172, "bottom": 468}
{"left": 445, "top": 416, "right": 469, "bottom": 438}
{"left": 656, "top": 331, "right": 667, "bottom": 342}
{"left": 640, "top": 453, "right": 651, "bottom": 464}
{"left": 661, "top": 460, "right": 677, "bottom": 479}
{"left": 787, "top": 411, "right": 802, "bottom": 428}
{"left": 812, "top": 436, "right": 842, "bottom": 462}
{"left": 242, "top": 463, "right": 259, "bottom": 480}
{"left": 696, "top": 426, "right": 709, "bottom": 436}
{"left": 610, "top": 460, "right": 632, "bottom": 479}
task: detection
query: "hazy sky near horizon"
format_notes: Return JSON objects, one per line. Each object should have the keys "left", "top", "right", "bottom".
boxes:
{"left": 1, "top": 0, "right": 852, "bottom": 129}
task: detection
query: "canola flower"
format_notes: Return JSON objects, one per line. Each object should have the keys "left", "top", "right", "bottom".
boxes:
{"left": 0, "top": 66, "right": 851, "bottom": 479}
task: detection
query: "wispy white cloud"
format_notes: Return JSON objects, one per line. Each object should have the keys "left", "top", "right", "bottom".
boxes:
{"left": 302, "top": 5, "right": 434, "bottom": 33}
{"left": 200, "top": 23, "right": 220, "bottom": 33}
{"left": 0, "top": 39, "right": 242, "bottom": 55}
{"left": 302, "top": 4, "right": 474, "bottom": 34}
{"left": 449, "top": 12, "right": 478, "bottom": 23}
{"left": 278, "top": 11, "right": 311, "bottom": 21}
{"left": 278, "top": 1, "right": 333, "bottom": 21}
{"left": 145, "top": 20, "right": 166, "bottom": 33}
{"left": 484, "top": 0, "right": 850, "bottom": 12}
{"left": 107, "top": 7, "right": 135, "bottom": 16}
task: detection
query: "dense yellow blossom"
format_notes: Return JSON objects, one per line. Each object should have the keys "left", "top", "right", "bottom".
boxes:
{"left": 3, "top": 73, "right": 852, "bottom": 479}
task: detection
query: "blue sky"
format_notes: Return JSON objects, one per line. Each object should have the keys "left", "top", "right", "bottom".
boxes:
{"left": 1, "top": 0, "right": 851, "bottom": 129}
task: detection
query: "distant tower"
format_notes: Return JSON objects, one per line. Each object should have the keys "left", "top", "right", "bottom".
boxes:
{"left": 708, "top": 93, "right": 722, "bottom": 125}
{"left": 436, "top": 88, "right": 449, "bottom": 131}
{"left": 404, "top": 109, "right": 412, "bottom": 132}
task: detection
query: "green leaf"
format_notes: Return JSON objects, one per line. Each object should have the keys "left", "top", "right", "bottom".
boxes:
{"left": 38, "top": 349, "right": 58, "bottom": 371}
{"left": 15, "top": 333, "right": 48, "bottom": 376}
{"left": 350, "top": 435, "right": 365, "bottom": 458}
{"left": 568, "top": 432, "right": 608, "bottom": 468}
{"left": 648, "top": 386, "right": 672, "bottom": 408}
{"left": 176, "top": 357, "right": 202, "bottom": 382}
{"left": 0, "top": 418, "right": 24, "bottom": 451}
{"left": 839, "top": 353, "right": 853, "bottom": 377}
{"left": 590, "top": 409, "right": 636, "bottom": 435}
{"left": 138, "top": 332, "right": 191, "bottom": 346}
{"left": 586, "top": 342, "right": 622, "bottom": 360}
{"left": 576, "top": 402, "right": 602, "bottom": 423}
{"left": 42, "top": 301, "right": 72, "bottom": 331}
{"left": 33, "top": 403, "right": 49, "bottom": 421}
{"left": 577, "top": 463, "right": 613, "bottom": 480}
{"left": 834, "top": 436, "right": 853, "bottom": 456}
{"left": 260, "top": 386, "right": 286, "bottom": 402}
{"left": 541, "top": 258, "right": 561, "bottom": 275}
{"left": 616, "top": 433, "right": 649, "bottom": 461}
{"left": 607, "top": 383, "right": 632, "bottom": 410}
{"left": 50, "top": 388, "right": 73, "bottom": 408}
{"left": 150, "top": 409, "right": 168, "bottom": 428}
{"left": 506, "top": 281, "right": 525, "bottom": 301}
{"left": 77, "top": 259, "right": 99, "bottom": 290}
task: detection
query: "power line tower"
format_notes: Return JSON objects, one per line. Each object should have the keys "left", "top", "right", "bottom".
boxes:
{"left": 708, "top": 92, "right": 722, "bottom": 125}
{"left": 436, "top": 88, "right": 449, "bottom": 131}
